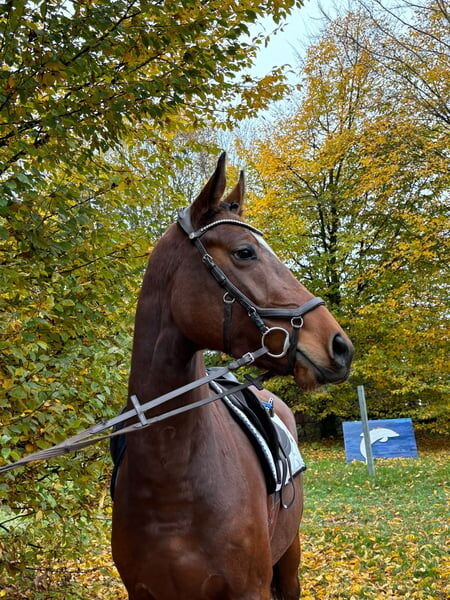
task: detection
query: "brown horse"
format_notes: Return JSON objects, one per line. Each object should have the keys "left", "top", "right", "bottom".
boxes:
{"left": 111, "top": 153, "right": 353, "bottom": 600}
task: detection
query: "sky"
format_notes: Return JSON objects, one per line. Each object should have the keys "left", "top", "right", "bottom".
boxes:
{"left": 249, "top": 0, "right": 345, "bottom": 78}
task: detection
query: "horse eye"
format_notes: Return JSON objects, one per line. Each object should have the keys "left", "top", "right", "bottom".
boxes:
{"left": 232, "top": 246, "right": 256, "bottom": 261}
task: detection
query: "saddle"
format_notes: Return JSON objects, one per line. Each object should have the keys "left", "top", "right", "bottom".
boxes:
{"left": 110, "top": 370, "right": 305, "bottom": 500}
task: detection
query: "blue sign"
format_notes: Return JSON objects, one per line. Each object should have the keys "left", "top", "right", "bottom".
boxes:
{"left": 342, "top": 418, "right": 418, "bottom": 463}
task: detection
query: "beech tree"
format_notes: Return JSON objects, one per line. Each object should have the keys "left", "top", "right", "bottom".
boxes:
{"left": 0, "top": 1, "right": 303, "bottom": 596}
{"left": 240, "top": 6, "right": 449, "bottom": 434}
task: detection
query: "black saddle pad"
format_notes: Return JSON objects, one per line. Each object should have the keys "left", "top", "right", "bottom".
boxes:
{"left": 110, "top": 407, "right": 127, "bottom": 499}
{"left": 110, "top": 372, "right": 283, "bottom": 498}
{"left": 210, "top": 373, "right": 281, "bottom": 492}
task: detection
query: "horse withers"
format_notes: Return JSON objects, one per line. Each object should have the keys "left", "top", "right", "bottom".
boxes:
{"left": 111, "top": 153, "right": 353, "bottom": 600}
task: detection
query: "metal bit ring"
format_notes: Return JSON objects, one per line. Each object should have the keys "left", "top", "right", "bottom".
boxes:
{"left": 262, "top": 327, "right": 291, "bottom": 358}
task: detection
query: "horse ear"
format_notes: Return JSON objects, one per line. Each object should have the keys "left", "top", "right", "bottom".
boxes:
{"left": 225, "top": 170, "right": 245, "bottom": 215}
{"left": 190, "top": 152, "right": 227, "bottom": 226}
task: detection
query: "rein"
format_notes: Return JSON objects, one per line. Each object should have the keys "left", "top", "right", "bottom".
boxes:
{"left": 0, "top": 209, "right": 324, "bottom": 474}
{"left": 0, "top": 349, "right": 270, "bottom": 474}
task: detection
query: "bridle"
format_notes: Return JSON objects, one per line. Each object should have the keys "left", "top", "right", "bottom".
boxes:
{"left": 177, "top": 207, "right": 325, "bottom": 373}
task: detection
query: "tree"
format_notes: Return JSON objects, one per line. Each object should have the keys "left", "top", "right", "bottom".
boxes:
{"left": 240, "top": 7, "right": 449, "bottom": 434}
{"left": 353, "top": 0, "right": 450, "bottom": 125}
{"left": 0, "top": 0, "right": 298, "bottom": 172}
{"left": 0, "top": 1, "right": 305, "bottom": 596}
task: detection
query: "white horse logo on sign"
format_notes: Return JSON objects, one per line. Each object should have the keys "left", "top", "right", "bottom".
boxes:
{"left": 360, "top": 427, "right": 399, "bottom": 462}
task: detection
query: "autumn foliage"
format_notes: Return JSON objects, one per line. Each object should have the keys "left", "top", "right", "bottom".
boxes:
{"left": 0, "top": 0, "right": 448, "bottom": 598}
{"left": 240, "top": 2, "right": 449, "bottom": 436}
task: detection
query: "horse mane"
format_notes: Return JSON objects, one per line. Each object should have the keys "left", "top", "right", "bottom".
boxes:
{"left": 141, "top": 227, "right": 182, "bottom": 292}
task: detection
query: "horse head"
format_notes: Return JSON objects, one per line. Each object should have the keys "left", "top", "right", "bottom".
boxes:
{"left": 166, "top": 153, "right": 353, "bottom": 391}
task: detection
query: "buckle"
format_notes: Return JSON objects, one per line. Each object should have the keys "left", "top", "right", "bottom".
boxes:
{"left": 241, "top": 352, "right": 255, "bottom": 365}
{"left": 202, "top": 253, "right": 214, "bottom": 267}
{"left": 223, "top": 292, "right": 235, "bottom": 304}
{"left": 290, "top": 316, "right": 304, "bottom": 329}
{"left": 228, "top": 351, "right": 255, "bottom": 371}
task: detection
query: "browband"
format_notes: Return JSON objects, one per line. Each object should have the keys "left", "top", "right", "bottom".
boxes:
{"left": 178, "top": 207, "right": 263, "bottom": 239}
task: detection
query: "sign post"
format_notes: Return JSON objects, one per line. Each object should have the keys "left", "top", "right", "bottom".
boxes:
{"left": 357, "top": 385, "right": 375, "bottom": 477}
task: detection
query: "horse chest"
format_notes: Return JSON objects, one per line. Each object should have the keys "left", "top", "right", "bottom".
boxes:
{"left": 134, "top": 574, "right": 230, "bottom": 600}
{"left": 131, "top": 533, "right": 267, "bottom": 600}
{"left": 133, "top": 567, "right": 231, "bottom": 600}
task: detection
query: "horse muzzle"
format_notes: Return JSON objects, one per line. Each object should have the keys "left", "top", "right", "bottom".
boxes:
{"left": 295, "top": 332, "right": 354, "bottom": 389}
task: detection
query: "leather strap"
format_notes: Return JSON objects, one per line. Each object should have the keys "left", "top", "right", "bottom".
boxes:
{"left": 0, "top": 349, "right": 271, "bottom": 473}
{"left": 0, "top": 372, "right": 273, "bottom": 473}
{"left": 177, "top": 207, "right": 263, "bottom": 240}
{"left": 0, "top": 210, "right": 326, "bottom": 474}
{"left": 223, "top": 297, "right": 233, "bottom": 355}
{"left": 178, "top": 206, "right": 325, "bottom": 358}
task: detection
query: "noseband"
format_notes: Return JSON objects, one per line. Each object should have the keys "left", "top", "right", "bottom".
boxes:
{"left": 177, "top": 208, "right": 325, "bottom": 373}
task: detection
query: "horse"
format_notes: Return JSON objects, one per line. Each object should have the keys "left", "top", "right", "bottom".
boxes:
{"left": 111, "top": 153, "right": 353, "bottom": 600}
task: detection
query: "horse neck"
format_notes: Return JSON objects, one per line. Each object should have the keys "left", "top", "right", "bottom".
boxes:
{"left": 126, "top": 229, "right": 209, "bottom": 463}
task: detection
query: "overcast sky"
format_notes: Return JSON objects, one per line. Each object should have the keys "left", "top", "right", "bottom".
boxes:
{"left": 250, "top": 0, "right": 345, "bottom": 78}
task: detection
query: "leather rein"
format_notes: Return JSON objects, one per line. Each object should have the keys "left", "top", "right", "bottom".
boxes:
{"left": 0, "top": 210, "right": 324, "bottom": 474}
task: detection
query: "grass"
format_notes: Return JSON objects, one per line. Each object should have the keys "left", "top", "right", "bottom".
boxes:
{"left": 299, "top": 438, "right": 449, "bottom": 599}
{"left": 1, "top": 438, "right": 448, "bottom": 599}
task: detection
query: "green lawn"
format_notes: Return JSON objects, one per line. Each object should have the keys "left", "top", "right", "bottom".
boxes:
{"left": 299, "top": 438, "right": 449, "bottom": 599}
{"left": 1, "top": 439, "right": 448, "bottom": 599}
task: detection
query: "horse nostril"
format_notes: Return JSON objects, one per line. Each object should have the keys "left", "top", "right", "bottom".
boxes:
{"left": 332, "top": 333, "right": 351, "bottom": 368}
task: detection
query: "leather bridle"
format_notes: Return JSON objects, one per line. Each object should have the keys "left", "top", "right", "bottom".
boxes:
{"left": 177, "top": 207, "right": 325, "bottom": 373}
